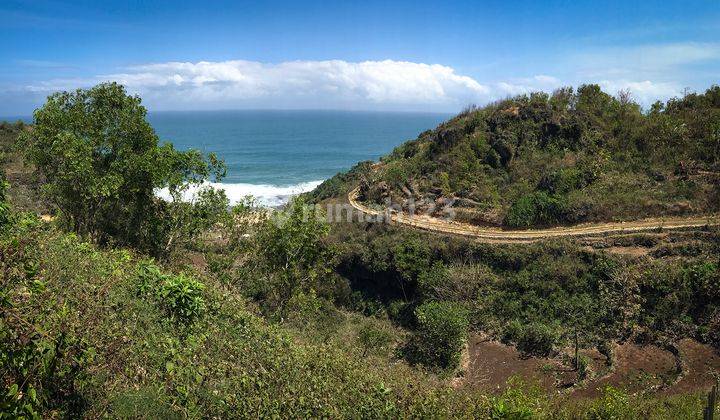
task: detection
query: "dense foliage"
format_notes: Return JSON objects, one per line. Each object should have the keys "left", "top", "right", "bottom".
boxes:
{"left": 20, "top": 83, "right": 227, "bottom": 255}
{"left": 0, "top": 204, "right": 713, "bottom": 418}
{"left": 405, "top": 301, "right": 469, "bottom": 370}
{"left": 333, "top": 221, "right": 720, "bottom": 359}
{"left": 335, "top": 85, "right": 720, "bottom": 227}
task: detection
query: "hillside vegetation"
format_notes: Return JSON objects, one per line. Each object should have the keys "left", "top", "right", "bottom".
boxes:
{"left": 314, "top": 85, "right": 720, "bottom": 227}
{"left": 2, "top": 84, "right": 720, "bottom": 418}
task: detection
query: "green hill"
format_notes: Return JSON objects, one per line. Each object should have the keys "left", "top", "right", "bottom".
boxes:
{"left": 312, "top": 84, "right": 720, "bottom": 228}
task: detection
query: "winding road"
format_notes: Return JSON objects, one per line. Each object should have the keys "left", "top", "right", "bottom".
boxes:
{"left": 348, "top": 187, "right": 720, "bottom": 242}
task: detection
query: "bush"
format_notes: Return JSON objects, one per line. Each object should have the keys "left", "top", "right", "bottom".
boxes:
{"left": 538, "top": 167, "right": 593, "bottom": 195}
{"left": 405, "top": 302, "right": 469, "bottom": 370}
{"left": 586, "top": 387, "right": 634, "bottom": 420}
{"left": 0, "top": 178, "right": 9, "bottom": 229}
{"left": 358, "top": 322, "right": 394, "bottom": 357}
{"left": 157, "top": 274, "right": 205, "bottom": 324}
{"left": 504, "top": 191, "right": 567, "bottom": 227}
{"left": 416, "top": 261, "right": 450, "bottom": 301}
{"left": 392, "top": 237, "right": 432, "bottom": 299}
{"left": 503, "top": 321, "right": 559, "bottom": 357}
{"left": 135, "top": 261, "right": 205, "bottom": 324}
{"left": 487, "top": 380, "right": 542, "bottom": 420}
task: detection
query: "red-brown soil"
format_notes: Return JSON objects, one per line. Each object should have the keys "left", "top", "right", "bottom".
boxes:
{"left": 465, "top": 335, "right": 720, "bottom": 398}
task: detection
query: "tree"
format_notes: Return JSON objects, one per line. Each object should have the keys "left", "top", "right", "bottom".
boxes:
{"left": 405, "top": 301, "right": 469, "bottom": 370}
{"left": 21, "top": 83, "right": 226, "bottom": 254}
{"left": 254, "top": 197, "right": 335, "bottom": 313}
{"left": 392, "top": 237, "right": 431, "bottom": 299}
{"left": 561, "top": 294, "right": 601, "bottom": 371}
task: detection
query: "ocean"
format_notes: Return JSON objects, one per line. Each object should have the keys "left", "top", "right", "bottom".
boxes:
{"left": 147, "top": 110, "right": 449, "bottom": 206}
{"left": 4, "top": 110, "right": 449, "bottom": 206}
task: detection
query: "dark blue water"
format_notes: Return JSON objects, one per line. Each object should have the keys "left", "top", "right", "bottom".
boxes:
{"left": 3, "top": 110, "right": 449, "bottom": 205}
{"left": 148, "top": 110, "right": 448, "bottom": 204}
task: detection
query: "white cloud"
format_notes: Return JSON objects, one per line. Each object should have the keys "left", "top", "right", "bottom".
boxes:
{"left": 19, "top": 55, "right": 701, "bottom": 112}
{"left": 26, "top": 59, "right": 491, "bottom": 111}
{"left": 495, "top": 75, "right": 563, "bottom": 96}
{"left": 597, "top": 79, "right": 682, "bottom": 104}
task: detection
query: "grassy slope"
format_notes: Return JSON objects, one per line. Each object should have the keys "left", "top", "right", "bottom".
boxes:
{"left": 310, "top": 85, "right": 720, "bottom": 228}
{"left": 2, "top": 220, "right": 481, "bottom": 418}
{"left": 1, "top": 218, "right": 714, "bottom": 418}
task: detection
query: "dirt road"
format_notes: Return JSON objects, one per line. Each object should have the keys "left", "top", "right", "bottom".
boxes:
{"left": 348, "top": 187, "right": 720, "bottom": 242}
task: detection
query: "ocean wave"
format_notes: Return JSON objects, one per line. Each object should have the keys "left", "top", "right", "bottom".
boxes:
{"left": 157, "top": 180, "right": 324, "bottom": 207}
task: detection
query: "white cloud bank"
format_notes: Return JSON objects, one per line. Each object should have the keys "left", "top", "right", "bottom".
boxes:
{"left": 28, "top": 60, "right": 491, "bottom": 111}
{"left": 21, "top": 56, "right": 701, "bottom": 112}
{"left": 597, "top": 80, "right": 682, "bottom": 104}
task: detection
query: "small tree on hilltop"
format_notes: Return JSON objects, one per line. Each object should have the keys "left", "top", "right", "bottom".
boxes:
{"left": 21, "top": 83, "right": 226, "bottom": 255}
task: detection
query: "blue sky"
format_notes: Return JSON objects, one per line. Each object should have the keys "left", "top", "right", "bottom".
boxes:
{"left": 1, "top": 0, "right": 719, "bottom": 115}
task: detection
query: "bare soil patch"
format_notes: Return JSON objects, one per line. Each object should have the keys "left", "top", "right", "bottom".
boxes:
{"left": 661, "top": 339, "right": 720, "bottom": 395}
{"left": 465, "top": 335, "right": 719, "bottom": 398}
{"left": 571, "top": 342, "right": 677, "bottom": 397}
{"left": 465, "top": 335, "right": 562, "bottom": 393}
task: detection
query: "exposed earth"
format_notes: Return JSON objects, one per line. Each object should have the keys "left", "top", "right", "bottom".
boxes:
{"left": 348, "top": 186, "right": 720, "bottom": 243}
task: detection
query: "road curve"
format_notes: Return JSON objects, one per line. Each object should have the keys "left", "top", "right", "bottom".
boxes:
{"left": 348, "top": 187, "right": 720, "bottom": 242}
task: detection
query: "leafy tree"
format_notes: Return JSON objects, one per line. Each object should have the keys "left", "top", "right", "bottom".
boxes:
{"left": 405, "top": 301, "right": 469, "bottom": 370}
{"left": 392, "top": 238, "right": 431, "bottom": 299}
{"left": 21, "top": 83, "right": 226, "bottom": 254}
{"left": 561, "top": 294, "right": 601, "bottom": 370}
{"left": 254, "top": 197, "right": 335, "bottom": 313}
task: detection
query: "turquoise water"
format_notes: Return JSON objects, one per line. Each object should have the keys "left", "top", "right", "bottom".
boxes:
{"left": 3, "top": 110, "right": 449, "bottom": 205}
{"left": 148, "top": 110, "right": 449, "bottom": 205}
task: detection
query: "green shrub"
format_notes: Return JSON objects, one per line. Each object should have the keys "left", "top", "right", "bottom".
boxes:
{"left": 136, "top": 260, "right": 165, "bottom": 296}
{"left": 0, "top": 178, "right": 9, "bottom": 229}
{"left": 504, "top": 191, "right": 567, "bottom": 227}
{"left": 157, "top": 274, "right": 205, "bottom": 324}
{"left": 358, "top": 322, "right": 394, "bottom": 357}
{"left": 416, "top": 261, "right": 449, "bottom": 301}
{"left": 587, "top": 387, "right": 634, "bottom": 419}
{"left": 405, "top": 302, "right": 469, "bottom": 370}
{"left": 135, "top": 261, "right": 205, "bottom": 324}
{"left": 577, "top": 354, "right": 591, "bottom": 381}
{"left": 487, "top": 378, "right": 545, "bottom": 420}
{"left": 392, "top": 238, "right": 432, "bottom": 283}
{"left": 538, "top": 167, "right": 593, "bottom": 195}
{"left": 503, "top": 321, "right": 559, "bottom": 357}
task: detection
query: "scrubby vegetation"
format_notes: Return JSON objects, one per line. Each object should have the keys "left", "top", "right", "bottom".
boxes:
{"left": 333, "top": 222, "right": 720, "bottom": 359}
{"left": 2, "top": 84, "right": 720, "bottom": 418}
{"left": 0, "top": 216, "right": 715, "bottom": 418}
{"left": 336, "top": 85, "right": 720, "bottom": 227}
